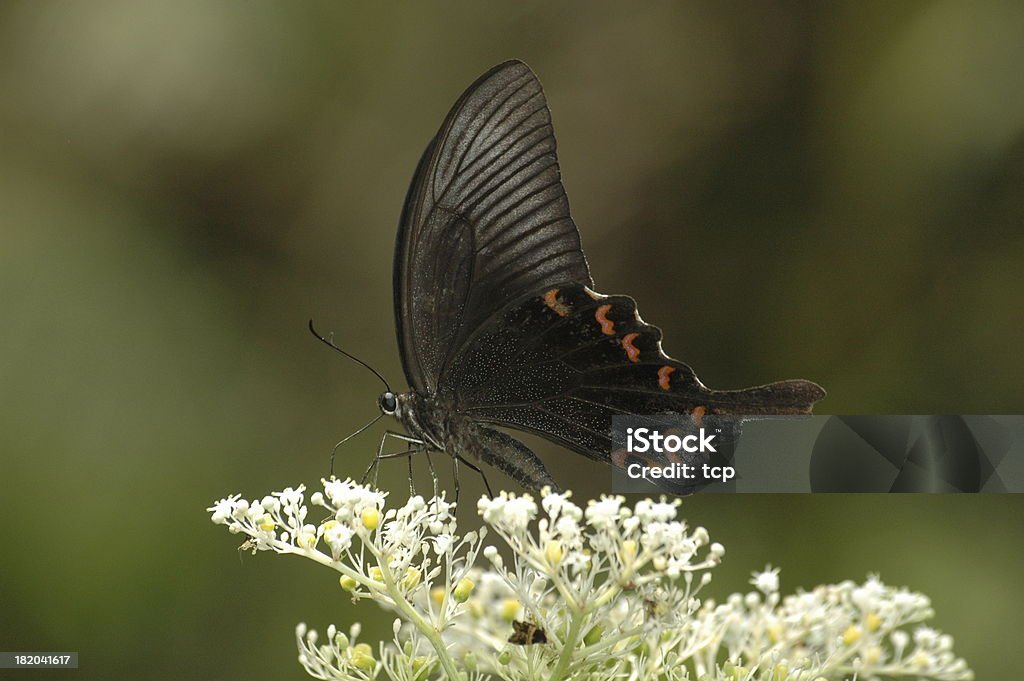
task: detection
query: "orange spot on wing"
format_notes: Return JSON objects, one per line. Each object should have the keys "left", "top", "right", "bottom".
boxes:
{"left": 595, "top": 304, "right": 615, "bottom": 335}
{"left": 543, "top": 289, "right": 569, "bottom": 317}
{"left": 657, "top": 365, "right": 676, "bottom": 391}
{"left": 621, "top": 332, "right": 641, "bottom": 362}
{"left": 691, "top": 405, "right": 706, "bottom": 427}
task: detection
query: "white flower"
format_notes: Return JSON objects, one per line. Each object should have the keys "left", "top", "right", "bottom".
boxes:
{"left": 584, "top": 494, "right": 625, "bottom": 529}
{"left": 208, "top": 494, "right": 243, "bottom": 523}
{"left": 323, "top": 477, "right": 386, "bottom": 516}
{"left": 477, "top": 491, "right": 537, "bottom": 535}
{"left": 323, "top": 522, "right": 354, "bottom": 555}
{"left": 211, "top": 479, "right": 974, "bottom": 681}
{"left": 634, "top": 497, "right": 679, "bottom": 523}
{"left": 751, "top": 565, "right": 780, "bottom": 595}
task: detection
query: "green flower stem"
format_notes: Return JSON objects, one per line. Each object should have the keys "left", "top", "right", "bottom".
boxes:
{"left": 292, "top": 543, "right": 464, "bottom": 680}
{"left": 547, "top": 602, "right": 586, "bottom": 681}
{"left": 379, "top": 562, "right": 463, "bottom": 681}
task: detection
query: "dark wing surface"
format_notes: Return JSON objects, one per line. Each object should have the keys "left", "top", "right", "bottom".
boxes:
{"left": 394, "top": 60, "right": 592, "bottom": 394}
{"left": 442, "top": 284, "right": 826, "bottom": 462}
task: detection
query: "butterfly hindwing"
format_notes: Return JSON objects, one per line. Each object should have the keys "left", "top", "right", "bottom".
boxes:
{"left": 444, "top": 283, "right": 823, "bottom": 464}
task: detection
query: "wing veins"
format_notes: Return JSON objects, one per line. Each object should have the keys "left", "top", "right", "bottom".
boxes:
{"left": 475, "top": 214, "right": 565, "bottom": 256}
{"left": 485, "top": 245, "right": 584, "bottom": 303}
{"left": 458, "top": 118, "right": 554, "bottom": 212}
{"left": 458, "top": 88, "right": 544, "bottom": 177}
{"left": 472, "top": 173, "right": 562, "bottom": 238}
{"left": 453, "top": 73, "right": 537, "bottom": 175}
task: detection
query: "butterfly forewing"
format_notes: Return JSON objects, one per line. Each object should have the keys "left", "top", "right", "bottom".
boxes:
{"left": 394, "top": 60, "right": 591, "bottom": 394}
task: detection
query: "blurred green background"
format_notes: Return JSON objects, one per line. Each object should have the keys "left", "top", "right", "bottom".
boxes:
{"left": 2, "top": 1, "right": 1022, "bottom": 679}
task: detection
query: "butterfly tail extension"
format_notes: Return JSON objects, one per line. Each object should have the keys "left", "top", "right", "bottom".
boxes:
{"left": 708, "top": 379, "right": 826, "bottom": 416}
{"left": 471, "top": 425, "right": 562, "bottom": 493}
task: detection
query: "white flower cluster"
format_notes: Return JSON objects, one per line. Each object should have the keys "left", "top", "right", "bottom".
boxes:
{"left": 210, "top": 481, "right": 973, "bottom": 681}
{"left": 691, "top": 570, "right": 973, "bottom": 681}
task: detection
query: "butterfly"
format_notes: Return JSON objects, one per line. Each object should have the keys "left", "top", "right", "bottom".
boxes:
{"left": 322, "top": 60, "right": 824, "bottom": 496}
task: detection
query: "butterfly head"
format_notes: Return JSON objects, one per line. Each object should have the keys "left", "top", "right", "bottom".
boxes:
{"left": 378, "top": 390, "right": 399, "bottom": 416}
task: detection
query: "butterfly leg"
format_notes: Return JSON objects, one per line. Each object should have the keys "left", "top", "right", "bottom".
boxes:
{"left": 361, "top": 431, "right": 426, "bottom": 488}
{"left": 368, "top": 447, "right": 425, "bottom": 494}
{"left": 407, "top": 454, "right": 415, "bottom": 496}
{"left": 368, "top": 447, "right": 422, "bottom": 495}
{"left": 451, "top": 456, "right": 461, "bottom": 504}
{"left": 424, "top": 451, "right": 439, "bottom": 499}
{"left": 454, "top": 454, "right": 494, "bottom": 499}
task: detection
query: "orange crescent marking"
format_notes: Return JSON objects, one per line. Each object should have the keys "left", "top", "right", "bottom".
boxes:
{"left": 657, "top": 365, "right": 675, "bottom": 391}
{"left": 595, "top": 304, "right": 615, "bottom": 335}
{"left": 543, "top": 289, "right": 569, "bottom": 317}
{"left": 691, "top": 405, "right": 706, "bottom": 427}
{"left": 621, "top": 332, "right": 641, "bottom": 362}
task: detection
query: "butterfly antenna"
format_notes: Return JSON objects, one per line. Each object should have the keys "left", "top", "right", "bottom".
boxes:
{"left": 308, "top": 319, "right": 391, "bottom": 392}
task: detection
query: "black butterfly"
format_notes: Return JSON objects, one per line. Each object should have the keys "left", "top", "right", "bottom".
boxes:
{"left": 324, "top": 60, "right": 824, "bottom": 495}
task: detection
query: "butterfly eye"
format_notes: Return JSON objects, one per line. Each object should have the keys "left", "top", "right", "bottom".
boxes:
{"left": 378, "top": 391, "right": 398, "bottom": 415}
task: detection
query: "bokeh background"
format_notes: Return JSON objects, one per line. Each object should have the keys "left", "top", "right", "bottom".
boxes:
{"left": 2, "top": 1, "right": 1022, "bottom": 679}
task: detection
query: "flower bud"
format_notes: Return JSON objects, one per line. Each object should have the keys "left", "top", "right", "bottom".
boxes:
{"left": 453, "top": 577, "right": 475, "bottom": 603}
{"left": 865, "top": 612, "right": 882, "bottom": 632}
{"left": 583, "top": 625, "right": 604, "bottom": 646}
{"left": 339, "top": 575, "right": 358, "bottom": 592}
{"left": 361, "top": 508, "right": 381, "bottom": 531}
{"left": 843, "top": 625, "right": 862, "bottom": 645}
{"left": 258, "top": 514, "right": 275, "bottom": 532}
{"left": 500, "top": 598, "right": 520, "bottom": 622}
{"left": 545, "top": 540, "right": 564, "bottom": 566}
{"left": 368, "top": 566, "right": 384, "bottom": 582}
{"left": 498, "top": 650, "right": 511, "bottom": 665}
{"left": 349, "top": 643, "right": 375, "bottom": 672}
{"left": 297, "top": 530, "right": 317, "bottom": 549}
{"left": 402, "top": 567, "right": 421, "bottom": 590}
{"left": 722, "top": 661, "right": 747, "bottom": 680}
